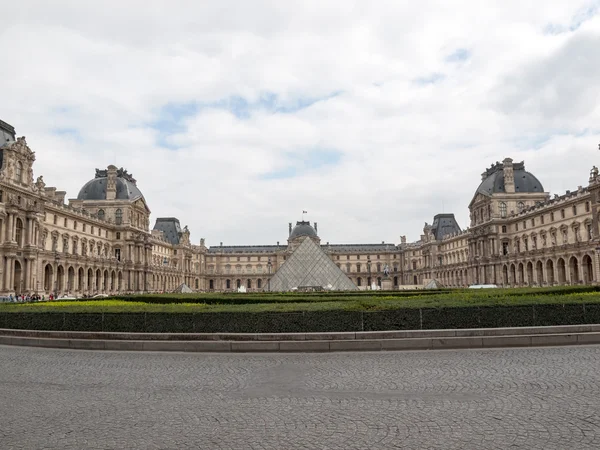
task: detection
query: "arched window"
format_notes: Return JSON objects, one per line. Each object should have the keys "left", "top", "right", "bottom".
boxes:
{"left": 236, "top": 279, "right": 241, "bottom": 288}
{"left": 357, "top": 277, "right": 362, "bottom": 286}
{"left": 15, "top": 218, "right": 23, "bottom": 246}
{"left": 15, "top": 162, "right": 23, "bottom": 182}
{"left": 247, "top": 279, "right": 252, "bottom": 289}
{"left": 97, "top": 209, "right": 105, "bottom": 221}
{"left": 115, "top": 209, "right": 122, "bottom": 225}
{"left": 499, "top": 202, "right": 507, "bottom": 218}
{"left": 517, "top": 202, "right": 525, "bottom": 212}
{"left": 209, "top": 280, "right": 214, "bottom": 290}
{"left": 226, "top": 279, "right": 231, "bottom": 289}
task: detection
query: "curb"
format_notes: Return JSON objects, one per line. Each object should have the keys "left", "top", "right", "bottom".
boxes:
{"left": 2, "top": 324, "right": 600, "bottom": 352}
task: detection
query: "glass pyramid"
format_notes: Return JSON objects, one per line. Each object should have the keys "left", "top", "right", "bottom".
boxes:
{"left": 266, "top": 237, "right": 358, "bottom": 292}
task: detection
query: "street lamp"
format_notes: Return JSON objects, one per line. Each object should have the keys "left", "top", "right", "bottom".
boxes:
{"left": 267, "top": 257, "right": 272, "bottom": 291}
{"left": 367, "top": 258, "right": 371, "bottom": 290}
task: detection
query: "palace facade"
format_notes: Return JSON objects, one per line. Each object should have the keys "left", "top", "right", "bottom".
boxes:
{"left": 0, "top": 119, "right": 598, "bottom": 296}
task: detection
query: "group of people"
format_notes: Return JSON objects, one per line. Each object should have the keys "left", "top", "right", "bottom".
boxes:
{"left": 6, "top": 294, "right": 46, "bottom": 303}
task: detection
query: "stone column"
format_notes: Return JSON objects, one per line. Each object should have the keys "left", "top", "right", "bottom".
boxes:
{"left": 7, "top": 214, "right": 14, "bottom": 242}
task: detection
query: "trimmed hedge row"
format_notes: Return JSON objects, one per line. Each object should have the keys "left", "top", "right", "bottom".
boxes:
{"left": 109, "top": 285, "right": 600, "bottom": 305}
{"left": 2, "top": 303, "right": 600, "bottom": 333}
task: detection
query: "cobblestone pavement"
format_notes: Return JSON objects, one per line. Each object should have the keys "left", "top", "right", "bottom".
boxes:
{"left": 2, "top": 345, "right": 600, "bottom": 449}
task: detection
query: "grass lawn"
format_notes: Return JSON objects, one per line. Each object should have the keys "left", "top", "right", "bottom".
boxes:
{"left": 1, "top": 287, "right": 600, "bottom": 313}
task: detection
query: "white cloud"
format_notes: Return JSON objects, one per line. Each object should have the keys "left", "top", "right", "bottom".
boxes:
{"left": 2, "top": 0, "right": 600, "bottom": 245}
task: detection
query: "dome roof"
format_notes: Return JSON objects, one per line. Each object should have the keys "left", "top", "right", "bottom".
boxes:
{"left": 476, "top": 161, "right": 544, "bottom": 196}
{"left": 77, "top": 168, "right": 144, "bottom": 201}
{"left": 289, "top": 221, "right": 318, "bottom": 240}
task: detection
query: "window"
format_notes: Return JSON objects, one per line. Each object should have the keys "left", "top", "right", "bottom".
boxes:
{"left": 523, "top": 221, "right": 527, "bottom": 230}
{"left": 531, "top": 218, "right": 535, "bottom": 227}
{"left": 346, "top": 263, "right": 351, "bottom": 272}
{"left": 499, "top": 202, "right": 507, "bottom": 218}
{"left": 377, "top": 255, "right": 380, "bottom": 260}
{"left": 115, "top": 209, "right": 122, "bottom": 225}
{"left": 237, "top": 256, "right": 240, "bottom": 262}
{"left": 561, "top": 209, "right": 565, "bottom": 219}
{"left": 115, "top": 248, "right": 121, "bottom": 261}
{"left": 524, "top": 237, "right": 528, "bottom": 251}
{"left": 83, "top": 224, "right": 86, "bottom": 232}
{"left": 550, "top": 212, "right": 554, "bottom": 221}
{"left": 502, "top": 242, "right": 509, "bottom": 255}
{"left": 15, "top": 162, "right": 22, "bottom": 182}
{"left": 257, "top": 279, "right": 262, "bottom": 289}
{"left": 226, "top": 279, "right": 231, "bottom": 289}
{"left": 573, "top": 205, "right": 577, "bottom": 216}
{"left": 517, "top": 201, "right": 525, "bottom": 212}
{"left": 98, "top": 209, "right": 105, "bottom": 221}
{"left": 64, "top": 218, "right": 67, "bottom": 227}
{"left": 15, "top": 219, "right": 23, "bottom": 247}
{"left": 247, "top": 256, "right": 251, "bottom": 262}
{"left": 209, "top": 280, "right": 214, "bottom": 290}
{"left": 53, "top": 215, "right": 58, "bottom": 225}
{"left": 501, "top": 225, "right": 507, "bottom": 233}
{"left": 586, "top": 202, "right": 591, "bottom": 213}
{"left": 515, "top": 223, "right": 519, "bottom": 231}
{"left": 91, "top": 226, "right": 94, "bottom": 234}
{"left": 74, "top": 221, "right": 78, "bottom": 230}
{"left": 116, "top": 232, "right": 121, "bottom": 240}
{"left": 105, "top": 230, "right": 108, "bottom": 238}
{"left": 357, "top": 263, "right": 361, "bottom": 272}
{"left": 247, "top": 279, "right": 252, "bottom": 289}
{"left": 541, "top": 215, "right": 545, "bottom": 225}
{"left": 0, "top": 190, "right": 3, "bottom": 202}
{"left": 346, "top": 255, "right": 350, "bottom": 260}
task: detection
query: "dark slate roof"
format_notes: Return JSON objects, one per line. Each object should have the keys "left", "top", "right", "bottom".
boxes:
{"left": 325, "top": 244, "right": 397, "bottom": 252}
{"left": 431, "top": 214, "right": 461, "bottom": 240}
{"left": 153, "top": 218, "right": 182, "bottom": 245}
{"left": 0, "top": 119, "right": 15, "bottom": 148}
{"left": 289, "top": 221, "right": 317, "bottom": 239}
{"left": 208, "top": 245, "right": 286, "bottom": 254}
{"left": 77, "top": 175, "right": 144, "bottom": 201}
{"left": 476, "top": 161, "right": 544, "bottom": 196}
{"left": 207, "top": 243, "right": 398, "bottom": 254}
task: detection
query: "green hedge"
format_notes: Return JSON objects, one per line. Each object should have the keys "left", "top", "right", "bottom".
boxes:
{"left": 2, "top": 303, "right": 599, "bottom": 333}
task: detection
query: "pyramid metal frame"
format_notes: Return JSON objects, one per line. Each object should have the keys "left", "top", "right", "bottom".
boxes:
{"left": 265, "top": 237, "right": 358, "bottom": 292}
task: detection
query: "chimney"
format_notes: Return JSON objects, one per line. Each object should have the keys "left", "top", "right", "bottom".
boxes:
{"left": 289, "top": 222, "right": 292, "bottom": 236}
{"left": 314, "top": 222, "right": 318, "bottom": 234}
{"left": 106, "top": 165, "right": 117, "bottom": 200}
{"left": 502, "top": 158, "right": 515, "bottom": 193}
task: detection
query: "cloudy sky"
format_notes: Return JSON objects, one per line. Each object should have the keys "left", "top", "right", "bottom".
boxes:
{"left": 3, "top": 1, "right": 600, "bottom": 246}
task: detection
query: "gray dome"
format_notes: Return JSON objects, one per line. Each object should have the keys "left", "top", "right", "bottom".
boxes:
{"left": 289, "top": 221, "right": 317, "bottom": 240}
{"left": 77, "top": 175, "right": 143, "bottom": 201}
{"left": 476, "top": 162, "right": 544, "bottom": 196}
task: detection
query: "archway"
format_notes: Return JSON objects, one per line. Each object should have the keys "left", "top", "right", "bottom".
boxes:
{"left": 67, "top": 266, "right": 75, "bottom": 293}
{"left": 557, "top": 258, "right": 566, "bottom": 283}
{"left": 13, "top": 260, "right": 22, "bottom": 295}
{"left": 510, "top": 264, "right": 516, "bottom": 285}
{"left": 546, "top": 260, "right": 555, "bottom": 284}
{"left": 536, "top": 261, "right": 544, "bottom": 285}
{"left": 503, "top": 265, "right": 509, "bottom": 285}
{"left": 569, "top": 256, "right": 580, "bottom": 284}
{"left": 96, "top": 269, "right": 101, "bottom": 291}
{"left": 56, "top": 265, "right": 65, "bottom": 293}
{"left": 526, "top": 262, "right": 534, "bottom": 286}
{"left": 583, "top": 255, "right": 594, "bottom": 284}
{"left": 247, "top": 279, "right": 252, "bottom": 289}
{"left": 393, "top": 276, "right": 398, "bottom": 286}
{"left": 44, "top": 264, "right": 53, "bottom": 292}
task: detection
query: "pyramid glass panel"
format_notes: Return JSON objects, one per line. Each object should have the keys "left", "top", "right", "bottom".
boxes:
{"left": 266, "top": 238, "right": 358, "bottom": 291}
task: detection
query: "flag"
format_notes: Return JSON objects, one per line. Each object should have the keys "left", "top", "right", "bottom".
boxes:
{"left": 302, "top": 210, "right": 307, "bottom": 214}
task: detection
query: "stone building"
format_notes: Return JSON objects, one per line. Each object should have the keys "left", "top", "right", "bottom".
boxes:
{"left": 0, "top": 119, "right": 598, "bottom": 296}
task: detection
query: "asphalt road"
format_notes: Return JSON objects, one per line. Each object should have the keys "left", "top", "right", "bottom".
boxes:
{"left": 1, "top": 344, "right": 600, "bottom": 449}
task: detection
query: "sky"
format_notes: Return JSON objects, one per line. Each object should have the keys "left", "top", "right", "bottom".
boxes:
{"left": 2, "top": 0, "right": 600, "bottom": 246}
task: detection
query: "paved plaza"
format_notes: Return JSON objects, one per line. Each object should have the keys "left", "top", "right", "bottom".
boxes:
{"left": 1, "top": 345, "right": 600, "bottom": 449}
